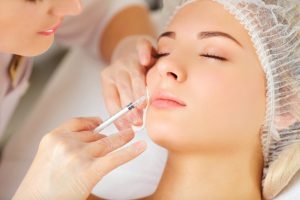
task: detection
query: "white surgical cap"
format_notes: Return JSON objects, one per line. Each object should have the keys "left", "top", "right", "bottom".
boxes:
{"left": 161, "top": 0, "right": 300, "bottom": 180}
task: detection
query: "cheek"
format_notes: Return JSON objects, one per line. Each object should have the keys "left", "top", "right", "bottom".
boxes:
{"left": 190, "top": 68, "right": 266, "bottom": 136}
{"left": 146, "top": 67, "right": 160, "bottom": 94}
{"left": 0, "top": 4, "right": 35, "bottom": 34}
{"left": 0, "top": 7, "right": 50, "bottom": 55}
{"left": 145, "top": 62, "right": 266, "bottom": 153}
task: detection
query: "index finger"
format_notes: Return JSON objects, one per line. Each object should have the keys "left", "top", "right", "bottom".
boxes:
{"left": 54, "top": 117, "right": 102, "bottom": 133}
{"left": 101, "top": 81, "right": 132, "bottom": 130}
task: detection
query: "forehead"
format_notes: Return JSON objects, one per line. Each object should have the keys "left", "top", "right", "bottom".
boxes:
{"left": 166, "top": 1, "right": 249, "bottom": 41}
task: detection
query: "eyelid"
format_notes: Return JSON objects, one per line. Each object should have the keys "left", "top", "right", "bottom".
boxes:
{"left": 156, "top": 43, "right": 228, "bottom": 61}
{"left": 154, "top": 52, "right": 228, "bottom": 61}
{"left": 200, "top": 53, "right": 227, "bottom": 61}
{"left": 25, "top": 0, "right": 42, "bottom": 2}
{"left": 153, "top": 52, "right": 170, "bottom": 59}
{"left": 200, "top": 46, "right": 228, "bottom": 61}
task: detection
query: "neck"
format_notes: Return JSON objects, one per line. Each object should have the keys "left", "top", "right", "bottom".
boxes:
{"left": 147, "top": 150, "right": 263, "bottom": 200}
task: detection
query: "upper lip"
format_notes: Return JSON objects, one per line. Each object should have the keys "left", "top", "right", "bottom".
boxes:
{"left": 39, "top": 20, "right": 62, "bottom": 33}
{"left": 151, "top": 90, "right": 187, "bottom": 106}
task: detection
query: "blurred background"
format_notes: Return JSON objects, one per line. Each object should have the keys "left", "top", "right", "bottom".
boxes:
{"left": 0, "top": 0, "right": 163, "bottom": 153}
{"left": 0, "top": 1, "right": 168, "bottom": 198}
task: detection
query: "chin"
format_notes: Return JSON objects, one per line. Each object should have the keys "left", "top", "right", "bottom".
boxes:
{"left": 30, "top": 44, "right": 53, "bottom": 56}
{"left": 20, "top": 37, "right": 54, "bottom": 57}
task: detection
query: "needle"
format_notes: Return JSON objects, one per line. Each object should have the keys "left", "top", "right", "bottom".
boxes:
{"left": 94, "top": 96, "right": 146, "bottom": 133}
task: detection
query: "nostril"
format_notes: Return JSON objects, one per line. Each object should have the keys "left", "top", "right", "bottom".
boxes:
{"left": 167, "top": 72, "right": 178, "bottom": 79}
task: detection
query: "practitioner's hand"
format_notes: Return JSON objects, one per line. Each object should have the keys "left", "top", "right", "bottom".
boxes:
{"left": 101, "top": 36, "right": 157, "bottom": 130}
{"left": 13, "top": 117, "right": 146, "bottom": 200}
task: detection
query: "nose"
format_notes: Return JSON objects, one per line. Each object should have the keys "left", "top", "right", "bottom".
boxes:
{"left": 156, "top": 56, "right": 187, "bottom": 83}
{"left": 49, "top": 0, "right": 83, "bottom": 17}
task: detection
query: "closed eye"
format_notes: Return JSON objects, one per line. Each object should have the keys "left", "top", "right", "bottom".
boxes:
{"left": 25, "top": 0, "right": 43, "bottom": 3}
{"left": 200, "top": 54, "right": 227, "bottom": 61}
{"left": 153, "top": 53, "right": 227, "bottom": 61}
{"left": 153, "top": 53, "right": 170, "bottom": 59}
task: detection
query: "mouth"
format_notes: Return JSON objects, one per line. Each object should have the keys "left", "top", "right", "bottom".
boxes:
{"left": 38, "top": 20, "right": 62, "bottom": 36}
{"left": 151, "top": 90, "right": 187, "bottom": 109}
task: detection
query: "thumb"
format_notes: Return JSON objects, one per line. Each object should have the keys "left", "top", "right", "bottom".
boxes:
{"left": 137, "top": 38, "right": 158, "bottom": 67}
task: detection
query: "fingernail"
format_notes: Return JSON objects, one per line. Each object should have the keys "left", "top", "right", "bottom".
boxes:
{"left": 133, "top": 116, "right": 142, "bottom": 125}
{"left": 129, "top": 112, "right": 139, "bottom": 123}
{"left": 117, "top": 120, "right": 128, "bottom": 130}
{"left": 131, "top": 111, "right": 142, "bottom": 124}
{"left": 134, "top": 141, "right": 147, "bottom": 153}
{"left": 121, "top": 129, "right": 134, "bottom": 136}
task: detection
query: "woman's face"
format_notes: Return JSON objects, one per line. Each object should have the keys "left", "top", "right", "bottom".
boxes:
{"left": 146, "top": 0, "right": 266, "bottom": 154}
{"left": 0, "top": 0, "right": 82, "bottom": 56}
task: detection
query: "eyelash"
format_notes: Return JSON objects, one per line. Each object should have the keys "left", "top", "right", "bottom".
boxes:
{"left": 154, "top": 52, "right": 227, "bottom": 61}
{"left": 153, "top": 53, "right": 169, "bottom": 59}
{"left": 25, "top": 0, "right": 42, "bottom": 3}
{"left": 200, "top": 54, "right": 227, "bottom": 61}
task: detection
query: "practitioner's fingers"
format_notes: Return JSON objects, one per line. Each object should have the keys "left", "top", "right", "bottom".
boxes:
{"left": 65, "top": 131, "right": 106, "bottom": 143}
{"left": 86, "top": 129, "right": 135, "bottom": 157}
{"left": 91, "top": 140, "right": 147, "bottom": 177}
{"left": 137, "top": 38, "right": 157, "bottom": 67}
{"left": 54, "top": 117, "right": 102, "bottom": 133}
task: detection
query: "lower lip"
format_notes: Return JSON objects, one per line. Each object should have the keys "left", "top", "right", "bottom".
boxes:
{"left": 38, "top": 25, "right": 60, "bottom": 36}
{"left": 38, "top": 29, "right": 57, "bottom": 36}
{"left": 151, "top": 99, "right": 185, "bottom": 109}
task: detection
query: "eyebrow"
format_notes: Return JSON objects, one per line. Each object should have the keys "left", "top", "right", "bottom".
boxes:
{"left": 157, "top": 31, "right": 176, "bottom": 41}
{"left": 198, "top": 31, "right": 242, "bottom": 47}
{"left": 158, "top": 31, "right": 243, "bottom": 48}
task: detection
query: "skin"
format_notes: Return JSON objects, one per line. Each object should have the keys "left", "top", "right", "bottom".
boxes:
{"left": 13, "top": 117, "right": 146, "bottom": 200}
{"left": 145, "top": 1, "right": 266, "bottom": 199}
{"left": 101, "top": 6, "right": 157, "bottom": 130}
{"left": 0, "top": 0, "right": 155, "bottom": 199}
{"left": 0, "top": 0, "right": 157, "bottom": 130}
{"left": 100, "top": 5, "right": 156, "bottom": 63}
{"left": 101, "top": 37, "right": 157, "bottom": 130}
{"left": 0, "top": 0, "right": 82, "bottom": 56}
